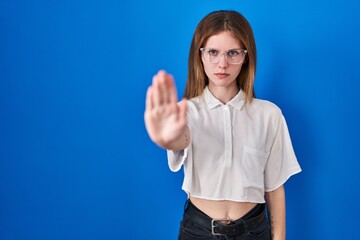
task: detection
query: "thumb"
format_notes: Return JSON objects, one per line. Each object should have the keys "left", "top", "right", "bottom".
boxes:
{"left": 177, "top": 98, "right": 188, "bottom": 120}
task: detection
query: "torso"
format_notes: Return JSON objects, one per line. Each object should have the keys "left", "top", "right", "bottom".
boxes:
{"left": 189, "top": 195, "right": 257, "bottom": 220}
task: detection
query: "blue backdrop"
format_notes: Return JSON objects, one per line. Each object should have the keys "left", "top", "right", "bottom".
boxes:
{"left": 1, "top": 0, "right": 359, "bottom": 239}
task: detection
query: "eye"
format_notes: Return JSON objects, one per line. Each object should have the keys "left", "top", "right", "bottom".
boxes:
{"left": 227, "top": 50, "right": 239, "bottom": 57}
{"left": 208, "top": 49, "right": 218, "bottom": 56}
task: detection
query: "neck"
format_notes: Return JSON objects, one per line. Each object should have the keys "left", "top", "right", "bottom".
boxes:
{"left": 208, "top": 85, "right": 239, "bottom": 104}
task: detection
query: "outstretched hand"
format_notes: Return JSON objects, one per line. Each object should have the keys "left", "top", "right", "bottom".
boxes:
{"left": 144, "top": 70, "right": 188, "bottom": 149}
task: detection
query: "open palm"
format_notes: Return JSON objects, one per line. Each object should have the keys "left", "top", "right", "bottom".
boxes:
{"left": 144, "top": 70, "right": 187, "bottom": 148}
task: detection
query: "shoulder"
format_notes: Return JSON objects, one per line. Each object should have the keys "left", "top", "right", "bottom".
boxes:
{"left": 187, "top": 95, "right": 205, "bottom": 112}
{"left": 248, "top": 98, "right": 283, "bottom": 120}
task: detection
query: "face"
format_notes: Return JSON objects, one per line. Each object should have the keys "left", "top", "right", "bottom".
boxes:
{"left": 201, "top": 31, "right": 244, "bottom": 93}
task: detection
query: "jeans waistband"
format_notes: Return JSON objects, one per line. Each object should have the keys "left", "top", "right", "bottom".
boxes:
{"left": 184, "top": 199, "right": 266, "bottom": 236}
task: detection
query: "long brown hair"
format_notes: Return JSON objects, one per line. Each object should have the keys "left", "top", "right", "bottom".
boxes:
{"left": 184, "top": 10, "right": 257, "bottom": 103}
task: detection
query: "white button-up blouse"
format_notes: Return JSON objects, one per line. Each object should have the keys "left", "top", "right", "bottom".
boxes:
{"left": 167, "top": 87, "right": 301, "bottom": 203}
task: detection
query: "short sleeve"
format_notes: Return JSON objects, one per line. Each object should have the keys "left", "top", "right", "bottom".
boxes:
{"left": 167, "top": 144, "right": 191, "bottom": 172}
{"left": 264, "top": 115, "right": 302, "bottom": 192}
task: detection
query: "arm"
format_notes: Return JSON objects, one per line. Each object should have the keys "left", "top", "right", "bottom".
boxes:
{"left": 144, "top": 70, "right": 190, "bottom": 150}
{"left": 265, "top": 185, "right": 286, "bottom": 240}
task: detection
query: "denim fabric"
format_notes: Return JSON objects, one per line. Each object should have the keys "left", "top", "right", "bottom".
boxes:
{"left": 178, "top": 200, "right": 271, "bottom": 240}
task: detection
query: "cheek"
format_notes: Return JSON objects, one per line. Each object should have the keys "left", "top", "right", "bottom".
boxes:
{"left": 233, "top": 65, "right": 243, "bottom": 76}
{"left": 202, "top": 62, "right": 214, "bottom": 77}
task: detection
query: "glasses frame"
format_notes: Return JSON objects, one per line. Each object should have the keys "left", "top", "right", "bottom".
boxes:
{"left": 200, "top": 47, "right": 247, "bottom": 65}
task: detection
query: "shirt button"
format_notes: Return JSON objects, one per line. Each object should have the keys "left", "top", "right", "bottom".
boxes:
{"left": 223, "top": 105, "right": 228, "bottom": 110}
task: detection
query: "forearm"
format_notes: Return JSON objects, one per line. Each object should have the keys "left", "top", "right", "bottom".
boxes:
{"left": 265, "top": 185, "right": 286, "bottom": 240}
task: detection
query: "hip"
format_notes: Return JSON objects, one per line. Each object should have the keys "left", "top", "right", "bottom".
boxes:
{"left": 178, "top": 199, "right": 271, "bottom": 240}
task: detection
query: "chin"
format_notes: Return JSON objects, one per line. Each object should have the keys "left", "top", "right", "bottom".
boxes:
{"left": 210, "top": 80, "right": 237, "bottom": 88}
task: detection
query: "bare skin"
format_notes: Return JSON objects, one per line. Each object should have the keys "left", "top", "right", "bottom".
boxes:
{"left": 190, "top": 196, "right": 257, "bottom": 220}
{"left": 144, "top": 70, "right": 188, "bottom": 150}
{"left": 266, "top": 186, "right": 286, "bottom": 240}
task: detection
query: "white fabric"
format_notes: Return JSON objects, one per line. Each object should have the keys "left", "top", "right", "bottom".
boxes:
{"left": 167, "top": 87, "right": 301, "bottom": 203}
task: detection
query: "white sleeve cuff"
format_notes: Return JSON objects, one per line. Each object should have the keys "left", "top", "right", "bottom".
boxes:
{"left": 167, "top": 147, "right": 189, "bottom": 172}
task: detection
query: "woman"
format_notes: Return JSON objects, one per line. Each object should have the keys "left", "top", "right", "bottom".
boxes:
{"left": 144, "top": 10, "right": 301, "bottom": 240}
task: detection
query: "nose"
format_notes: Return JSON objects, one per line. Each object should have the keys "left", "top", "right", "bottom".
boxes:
{"left": 218, "top": 53, "right": 228, "bottom": 69}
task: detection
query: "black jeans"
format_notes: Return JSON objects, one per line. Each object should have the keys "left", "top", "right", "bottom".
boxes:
{"left": 178, "top": 199, "right": 271, "bottom": 240}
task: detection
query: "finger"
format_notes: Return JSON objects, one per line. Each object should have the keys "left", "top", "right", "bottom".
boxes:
{"left": 152, "top": 74, "right": 161, "bottom": 106}
{"left": 157, "top": 71, "right": 168, "bottom": 104}
{"left": 165, "top": 73, "right": 178, "bottom": 104}
{"left": 145, "top": 86, "right": 153, "bottom": 110}
{"left": 177, "top": 98, "right": 188, "bottom": 122}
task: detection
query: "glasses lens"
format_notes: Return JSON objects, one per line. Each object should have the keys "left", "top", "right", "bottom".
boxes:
{"left": 201, "top": 48, "right": 246, "bottom": 64}
{"left": 227, "top": 50, "right": 246, "bottom": 64}
{"left": 209, "top": 54, "right": 220, "bottom": 64}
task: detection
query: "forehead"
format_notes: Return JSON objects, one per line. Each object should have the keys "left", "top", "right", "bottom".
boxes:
{"left": 204, "top": 31, "right": 241, "bottom": 49}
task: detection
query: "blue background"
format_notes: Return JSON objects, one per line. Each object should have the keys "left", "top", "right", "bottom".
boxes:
{"left": 1, "top": 0, "right": 359, "bottom": 239}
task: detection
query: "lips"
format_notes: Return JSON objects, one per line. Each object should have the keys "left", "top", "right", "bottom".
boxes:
{"left": 214, "top": 73, "right": 230, "bottom": 79}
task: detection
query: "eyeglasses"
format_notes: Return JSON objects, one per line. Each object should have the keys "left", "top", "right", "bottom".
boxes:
{"left": 200, "top": 48, "right": 247, "bottom": 64}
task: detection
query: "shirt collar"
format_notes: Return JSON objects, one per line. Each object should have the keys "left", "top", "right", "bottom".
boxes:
{"left": 203, "top": 86, "right": 245, "bottom": 110}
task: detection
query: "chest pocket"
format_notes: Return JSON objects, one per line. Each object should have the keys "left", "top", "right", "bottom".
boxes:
{"left": 241, "top": 146, "right": 268, "bottom": 190}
